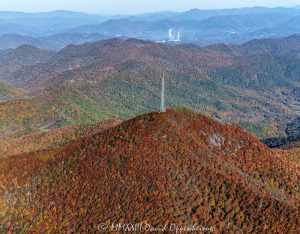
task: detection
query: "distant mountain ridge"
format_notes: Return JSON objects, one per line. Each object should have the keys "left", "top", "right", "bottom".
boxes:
{"left": 1, "top": 6, "right": 300, "bottom": 49}
{"left": 0, "top": 33, "right": 108, "bottom": 51}
{"left": 67, "top": 12, "right": 300, "bottom": 45}
{"left": 0, "top": 10, "right": 116, "bottom": 36}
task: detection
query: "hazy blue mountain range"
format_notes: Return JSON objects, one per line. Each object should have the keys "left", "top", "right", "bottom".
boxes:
{"left": 165, "top": 7, "right": 300, "bottom": 21}
{"left": 0, "top": 6, "right": 300, "bottom": 50}
{"left": 0, "top": 10, "right": 118, "bottom": 36}
{"left": 0, "top": 33, "right": 108, "bottom": 51}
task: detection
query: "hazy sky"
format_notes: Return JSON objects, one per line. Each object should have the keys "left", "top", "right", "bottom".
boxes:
{"left": 0, "top": 0, "right": 299, "bottom": 14}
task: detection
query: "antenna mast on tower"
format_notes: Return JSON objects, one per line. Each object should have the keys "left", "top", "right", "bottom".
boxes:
{"left": 160, "top": 75, "right": 166, "bottom": 113}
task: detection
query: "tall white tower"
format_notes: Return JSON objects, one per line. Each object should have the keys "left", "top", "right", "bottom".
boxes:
{"left": 168, "top": 29, "right": 173, "bottom": 40}
{"left": 177, "top": 32, "right": 181, "bottom": 41}
{"left": 160, "top": 76, "right": 166, "bottom": 113}
{"left": 169, "top": 29, "right": 175, "bottom": 41}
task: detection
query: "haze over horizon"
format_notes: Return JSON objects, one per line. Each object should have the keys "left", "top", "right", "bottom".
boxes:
{"left": 0, "top": 0, "right": 299, "bottom": 14}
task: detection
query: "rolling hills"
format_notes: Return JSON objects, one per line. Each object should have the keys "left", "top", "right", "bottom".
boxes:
{"left": 0, "top": 109, "right": 298, "bottom": 232}
{"left": 0, "top": 36, "right": 299, "bottom": 144}
{"left": 0, "top": 45, "right": 53, "bottom": 84}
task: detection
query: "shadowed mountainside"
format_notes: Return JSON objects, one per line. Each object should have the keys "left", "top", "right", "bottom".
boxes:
{"left": 264, "top": 117, "right": 300, "bottom": 148}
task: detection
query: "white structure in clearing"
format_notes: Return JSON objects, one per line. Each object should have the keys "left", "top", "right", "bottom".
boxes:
{"left": 168, "top": 29, "right": 181, "bottom": 42}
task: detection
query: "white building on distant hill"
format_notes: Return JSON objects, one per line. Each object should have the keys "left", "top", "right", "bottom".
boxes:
{"left": 168, "top": 29, "right": 181, "bottom": 42}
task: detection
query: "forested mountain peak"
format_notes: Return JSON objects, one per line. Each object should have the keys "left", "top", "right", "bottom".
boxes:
{"left": 0, "top": 108, "right": 298, "bottom": 232}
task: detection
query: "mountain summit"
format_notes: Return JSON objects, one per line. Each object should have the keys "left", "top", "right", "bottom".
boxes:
{"left": 0, "top": 109, "right": 298, "bottom": 232}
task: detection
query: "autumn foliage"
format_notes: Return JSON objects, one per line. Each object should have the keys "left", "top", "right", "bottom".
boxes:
{"left": 0, "top": 109, "right": 299, "bottom": 232}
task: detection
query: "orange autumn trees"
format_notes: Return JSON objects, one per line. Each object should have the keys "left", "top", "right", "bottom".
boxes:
{"left": 0, "top": 109, "right": 299, "bottom": 233}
